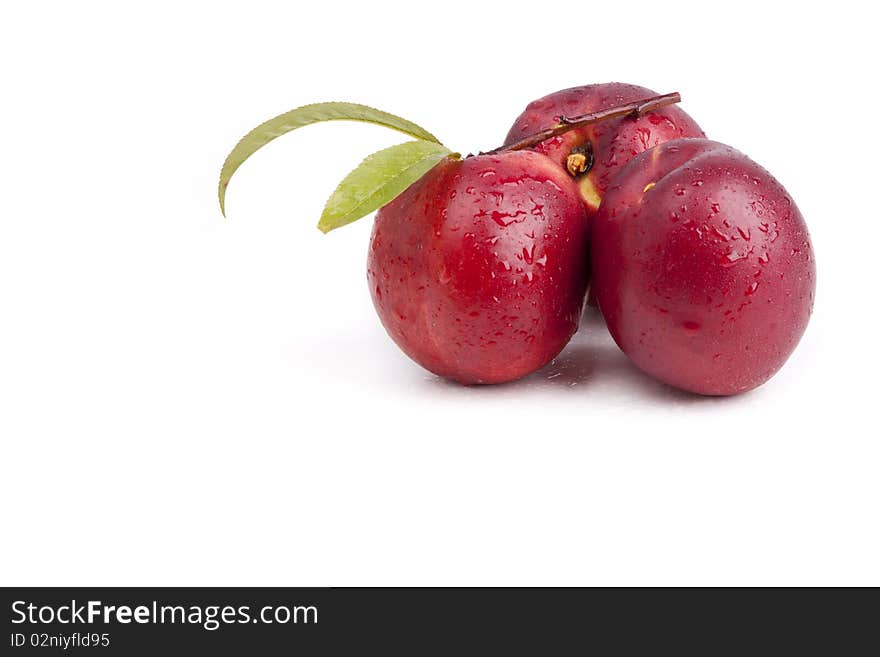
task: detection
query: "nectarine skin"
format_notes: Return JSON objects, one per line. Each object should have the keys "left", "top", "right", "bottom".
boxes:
{"left": 368, "top": 151, "right": 589, "bottom": 384}
{"left": 504, "top": 83, "right": 704, "bottom": 212}
{"left": 591, "top": 139, "right": 815, "bottom": 395}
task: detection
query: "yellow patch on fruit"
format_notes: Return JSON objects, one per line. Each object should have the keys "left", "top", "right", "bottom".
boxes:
{"left": 578, "top": 177, "right": 602, "bottom": 210}
{"left": 643, "top": 182, "right": 656, "bottom": 193}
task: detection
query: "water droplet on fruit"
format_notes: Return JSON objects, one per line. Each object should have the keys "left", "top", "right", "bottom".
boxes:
{"left": 749, "top": 200, "right": 767, "bottom": 218}
{"left": 535, "top": 254, "right": 547, "bottom": 267}
{"left": 490, "top": 210, "right": 527, "bottom": 227}
{"left": 674, "top": 187, "right": 686, "bottom": 196}
{"left": 758, "top": 252, "right": 770, "bottom": 265}
{"left": 711, "top": 203, "right": 720, "bottom": 214}
{"left": 737, "top": 226, "right": 751, "bottom": 241}
{"left": 683, "top": 321, "right": 701, "bottom": 332}
{"left": 722, "top": 249, "right": 747, "bottom": 266}
{"left": 713, "top": 227, "right": 729, "bottom": 241}
{"left": 691, "top": 180, "right": 704, "bottom": 187}
{"left": 746, "top": 281, "right": 760, "bottom": 295}
{"left": 522, "top": 245, "right": 536, "bottom": 264}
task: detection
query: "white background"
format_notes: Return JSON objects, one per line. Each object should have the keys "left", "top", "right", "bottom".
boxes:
{"left": 1, "top": 1, "right": 877, "bottom": 586}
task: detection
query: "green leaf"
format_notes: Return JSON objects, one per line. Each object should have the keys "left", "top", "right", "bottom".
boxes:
{"left": 218, "top": 102, "right": 442, "bottom": 215}
{"left": 318, "top": 141, "right": 454, "bottom": 233}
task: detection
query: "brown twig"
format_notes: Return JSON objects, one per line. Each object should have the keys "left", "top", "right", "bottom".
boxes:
{"left": 487, "top": 92, "right": 682, "bottom": 154}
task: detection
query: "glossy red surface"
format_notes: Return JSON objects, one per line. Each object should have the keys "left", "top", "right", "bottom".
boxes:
{"left": 368, "top": 151, "right": 590, "bottom": 384}
{"left": 591, "top": 139, "right": 816, "bottom": 395}
{"left": 504, "top": 83, "right": 704, "bottom": 211}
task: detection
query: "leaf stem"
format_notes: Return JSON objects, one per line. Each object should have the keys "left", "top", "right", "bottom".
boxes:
{"left": 487, "top": 92, "right": 682, "bottom": 154}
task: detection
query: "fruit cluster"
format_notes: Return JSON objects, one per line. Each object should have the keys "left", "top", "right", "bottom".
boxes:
{"left": 220, "top": 83, "right": 815, "bottom": 396}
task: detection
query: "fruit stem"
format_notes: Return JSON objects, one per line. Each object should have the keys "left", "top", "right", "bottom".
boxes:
{"left": 489, "top": 91, "right": 682, "bottom": 154}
